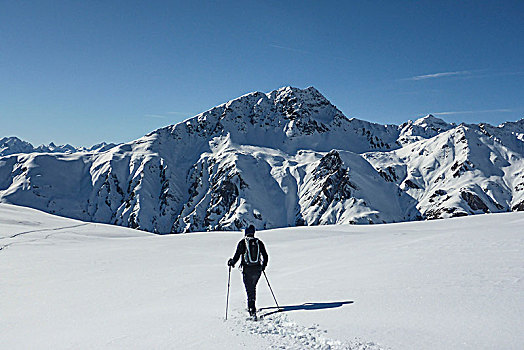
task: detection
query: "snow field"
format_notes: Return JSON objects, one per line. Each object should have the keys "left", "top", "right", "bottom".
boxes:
{"left": 1, "top": 204, "right": 523, "bottom": 349}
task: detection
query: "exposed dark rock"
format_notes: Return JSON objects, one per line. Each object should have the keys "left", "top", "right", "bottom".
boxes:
{"left": 378, "top": 166, "right": 398, "bottom": 182}
{"left": 451, "top": 160, "right": 474, "bottom": 178}
{"left": 306, "top": 151, "right": 357, "bottom": 224}
{"left": 295, "top": 217, "right": 306, "bottom": 226}
{"left": 494, "top": 202, "right": 505, "bottom": 210}
{"left": 211, "top": 179, "right": 238, "bottom": 211}
{"left": 433, "top": 174, "right": 445, "bottom": 183}
{"left": 129, "top": 212, "right": 139, "bottom": 229}
{"left": 429, "top": 189, "right": 447, "bottom": 203}
{"left": 433, "top": 189, "right": 447, "bottom": 196}
{"left": 404, "top": 179, "right": 421, "bottom": 189}
{"left": 460, "top": 191, "right": 490, "bottom": 213}
{"left": 314, "top": 150, "right": 343, "bottom": 178}
{"left": 360, "top": 127, "right": 391, "bottom": 149}
{"left": 512, "top": 201, "right": 524, "bottom": 211}
{"left": 426, "top": 206, "right": 468, "bottom": 219}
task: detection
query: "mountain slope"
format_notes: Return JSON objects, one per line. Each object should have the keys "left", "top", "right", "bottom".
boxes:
{"left": 365, "top": 124, "right": 524, "bottom": 219}
{"left": 0, "top": 87, "right": 523, "bottom": 233}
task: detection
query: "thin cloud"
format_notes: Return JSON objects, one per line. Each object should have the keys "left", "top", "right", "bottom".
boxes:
{"left": 432, "top": 109, "right": 513, "bottom": 116}
{"left": 166, "top": 111, "right": 193, "bottom": 116}
{"left": 403, "top": 70, "right": 472, "bottom": 81}
{"left": 144, "top": 114, "right": 167, "bottom": 119}
{"left": 145, "top": 112, "right": 194, "bottom": 120}
{"left": 458, "top": 71, "right": 524, "bottom": 80}
{"left": 401, "top": 69, "right": 523, "bottom": 81}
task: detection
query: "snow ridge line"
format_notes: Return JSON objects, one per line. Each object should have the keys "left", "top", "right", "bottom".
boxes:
{"left": 0, "top": 223, "right": 89, "bottom": 252}
{"left": 230, "top": 310, "right": 386, "bottom": 349}
{"left": 6, "top": 223, "right": 89, "bottom": 239}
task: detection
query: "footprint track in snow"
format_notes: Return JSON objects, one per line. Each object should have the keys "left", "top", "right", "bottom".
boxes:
{"left": 229, "top": 310, "right": 386, "bottom": 350}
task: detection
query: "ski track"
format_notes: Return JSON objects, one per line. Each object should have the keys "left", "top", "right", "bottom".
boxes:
{"left": 229, "top": 310, "right": 386, "bottom": 350}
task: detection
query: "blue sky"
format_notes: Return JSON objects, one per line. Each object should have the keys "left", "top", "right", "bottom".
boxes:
{"left": 1, "top": 1, "right": 523, "bottom": 146}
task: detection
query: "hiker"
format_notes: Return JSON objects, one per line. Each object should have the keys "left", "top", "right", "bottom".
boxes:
{"left": 227, "top": 224, "right": 268, "bottom": 317}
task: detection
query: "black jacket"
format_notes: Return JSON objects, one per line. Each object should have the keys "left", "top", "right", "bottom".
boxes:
{"left": 231, "top": 237, "right": 268, "bottom": 270}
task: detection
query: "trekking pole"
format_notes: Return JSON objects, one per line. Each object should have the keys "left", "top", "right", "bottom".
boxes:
{"left": 225, "top": 266, "right": 232, "bottom": 320}
{"left": 263, "top": 271, "right": 280, "bottom": 309}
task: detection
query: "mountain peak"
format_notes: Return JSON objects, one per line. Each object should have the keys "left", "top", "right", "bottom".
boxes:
{"left": 274, "top": 85, "right": 323, "bottom": 97}
{"left": 397, "top": 114, "right": 455, "bottom": 144}
{"left": 0, "top": 136, "right": 35, "bottom": 156}
{"left": 223, "top": 86, "right": 342, "bottom": 126}
{"left": 498, "top": 118, "right": 524, "bottom": 131}
{"left": 413, "top": 114, "right": 450, "bottom": 128}
{"left": 271, "top": 86, "right": 329, "bottom": 105}
{"left": 266, "top": 86, "right": 342, "bottom": 127}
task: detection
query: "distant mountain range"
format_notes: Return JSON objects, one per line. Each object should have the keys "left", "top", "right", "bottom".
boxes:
{"left": 0, "top": 137, "right": 118, "bottom": 156}
{"left": 1, "top": 86, "right": 523, "bottom": 233}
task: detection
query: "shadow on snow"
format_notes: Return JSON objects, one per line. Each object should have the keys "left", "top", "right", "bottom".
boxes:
{"left": 259, "top": 301, "right": 354, "bottom": 317}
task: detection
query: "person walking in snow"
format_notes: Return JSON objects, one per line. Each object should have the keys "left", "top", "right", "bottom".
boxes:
{"left": 227, "top": 224, "right": 268, "bottom": 317}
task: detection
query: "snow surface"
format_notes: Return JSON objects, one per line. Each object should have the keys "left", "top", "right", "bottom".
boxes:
{"left": 1, "top": 204, "right": 522, "bottom": 349}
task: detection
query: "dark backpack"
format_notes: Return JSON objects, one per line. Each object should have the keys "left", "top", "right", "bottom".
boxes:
{"left": 243, "top": 237, "right": 260, "bottom": 266}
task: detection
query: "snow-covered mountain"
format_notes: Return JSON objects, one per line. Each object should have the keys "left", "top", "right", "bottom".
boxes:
{"left": 0, "top": 86, "right": 523, "bottom": 233}
{"left": 0, "top": 136, "right": 118, "bottom": 156}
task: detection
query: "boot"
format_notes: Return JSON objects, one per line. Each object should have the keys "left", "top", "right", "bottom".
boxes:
{"left": 248, "top": 299, "right": 256, "bottom": 317}
{"left": 249, "top": 306, "right": 256, "bottom": 316}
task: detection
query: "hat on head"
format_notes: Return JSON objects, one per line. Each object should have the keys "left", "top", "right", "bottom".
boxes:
{"left": 245, "top": 224, "right": 256, "bottom": 236}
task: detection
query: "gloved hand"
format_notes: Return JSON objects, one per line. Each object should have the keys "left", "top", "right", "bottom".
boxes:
{"left": 261, "top": 264, "right": 267, "bottom": 271}
{"left": 227, "top": 258, "right": 235, "bottom": 267}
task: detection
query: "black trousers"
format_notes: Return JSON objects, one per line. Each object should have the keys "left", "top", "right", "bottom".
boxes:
{"left": 242, "top": 266, "right": 262, "bottom": 310}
